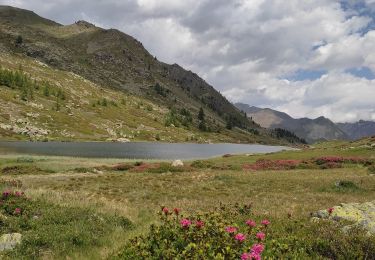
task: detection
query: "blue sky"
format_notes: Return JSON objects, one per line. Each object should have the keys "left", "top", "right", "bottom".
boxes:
{"left": 1, "top": 0, "right": 374, "bottom": 122}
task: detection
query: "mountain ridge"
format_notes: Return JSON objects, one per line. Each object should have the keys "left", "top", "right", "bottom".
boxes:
{"left": 0, "top": 5, "right": 296, "bottom": 144}
{"left": 0, "top": 5, "right": 253, "bottom": 130}
{"left": 235, "top": 103, "right": 350, "bottom": 143}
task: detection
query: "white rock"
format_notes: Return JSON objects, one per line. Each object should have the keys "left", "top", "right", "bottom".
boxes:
{"left": 171, "top": 160, "right": 184, "bottom": 167}
{"left": 0, "top": 233, "right": 22, "bottom": 251}
{"left": 117, "top": 138, "right": 130, "bottom": 143}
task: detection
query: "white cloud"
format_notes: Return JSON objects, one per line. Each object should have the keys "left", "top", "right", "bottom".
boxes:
{"left": 0, "top": 0, "right": 374, "bottom": 122}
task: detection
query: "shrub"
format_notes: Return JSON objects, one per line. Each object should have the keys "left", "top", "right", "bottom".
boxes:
{"left": 73, "top": 167, "right": 91, "bottom": 173}
{"left": 243, "top": 156, "right": 372, "bottom": 172}
{"left": 190, "top": 160, "right": 213, "bottom": 169}
{"left": 243, "top": 159, "right": 301, "bottom": 171}
{"left": 115, "top": 205, "right": 375, "bottom": 259}
{"left": 110, "top": 163, "right": 134, "bottom": 171}
{"left": 333, "top": 181, "right": 360, "bottom": 192}
{"left": 1, "top": 165, "right": 52, "bottom": 175}
{"left": 116, "top": 205, "right": 269, "bottom": 259}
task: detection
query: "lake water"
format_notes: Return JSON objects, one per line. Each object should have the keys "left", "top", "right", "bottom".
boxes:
{"left": 0, "top": 141, "right": 293, "bottom": 160}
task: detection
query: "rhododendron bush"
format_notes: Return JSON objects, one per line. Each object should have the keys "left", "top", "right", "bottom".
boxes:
{"left": 118, "top": 204, "right": 271, "bottom": 259}
{"left": 115, "top": 204, "right": 375, "bottom": 259}
{"left": 243, "top": 156, "right": 373, "bottom": 171}
{"left": 113, "top": 205, "right": 375, "bottom": 260}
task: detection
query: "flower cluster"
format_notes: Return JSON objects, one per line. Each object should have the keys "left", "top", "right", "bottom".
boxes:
{"left": 241, "top": 244, "right": 265, "bottom": 260}
{"left": 180, "top": 218, "right": 192, "bottom": 228}
{"left": 120, "top": 206, "right": 271, "bottom": 259}
{"left": 1, "top": 189, "right": 27, "bottom": 216}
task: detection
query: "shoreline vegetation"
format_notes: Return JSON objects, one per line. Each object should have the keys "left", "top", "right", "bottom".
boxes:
{"left": 0, "top": 136, "right": 373, "bottom": 258}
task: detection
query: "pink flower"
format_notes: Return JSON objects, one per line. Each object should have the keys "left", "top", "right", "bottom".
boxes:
{"left": 173, "top": 208, "right": 180, "bottom": 215}
{"left": 14, "top": 208, "right": 21, "bottom": 215}
{"left": 246, "top": 219, "right": 256, "bottom": 227}
{"left": 15, "top": 191, "right": 22, "bottom": 197}
{"left": 261, "top": 219, "right": 270, "bottom": 227}
{"left": 328, "top": 207, "right": 334, "bottom": 215}
{"left": 162, "top": 207, "right": 169, "bottom": 215}
{"left": 251, "top": 243, "right": 265, "bottom": 255}
{"left": 180, "top": 218, "right": 191, "bottom": 228}
{"left": 242, "top": 252, "right": 262, "bottom": 260}
{"left": 195, "top": 220, "right": 204, "bottom": 229}
{"left": 250, "top": 253, "right": 261, "bottom": 260}
{"left": 256, "top": 232, "right": 266, "bottom": 241}
{"left": 225, "top": 226, "right": 238, "bottom": 233}
{"left": 2, "top": 191, "right": 10, "bottom": 197}
{"left": 241, "top": 253, "right": 252, "bottom": 260}
{"left": 235, "top": 233, "right": 246, "bottom": 242}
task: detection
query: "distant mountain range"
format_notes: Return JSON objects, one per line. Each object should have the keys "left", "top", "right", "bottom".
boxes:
{"left": 235, "top": 103, "right": 375, "bottom": 143}
{"left": 337, "top": 120, "right": 375, "bottom": 140}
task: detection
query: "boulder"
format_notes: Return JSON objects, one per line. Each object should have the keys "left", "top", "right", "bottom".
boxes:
{"left": 312, "top": 201, "right": 375, "bottom": 235}
{"left": 0, "top": 233, "right": 22, "bottom": 251}
{"left": 171, "top": 160, "right": 184, "bottom": 167}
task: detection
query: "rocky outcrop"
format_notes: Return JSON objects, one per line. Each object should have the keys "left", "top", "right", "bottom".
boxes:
{"left": 312, "top": 201, "right": 375, "bottom": 235}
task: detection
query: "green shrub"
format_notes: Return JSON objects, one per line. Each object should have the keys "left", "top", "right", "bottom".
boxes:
{"left": 73, "top": 167, "right": 91, "bottom": 173}
{"left": 333, "top": 180, "right": 360, "bottom": 192}
{"left": 190, "top": 160, "right": 213, "bottom": 169}
{"left": 1, "top": 165, "right": 53, "bottom": 175}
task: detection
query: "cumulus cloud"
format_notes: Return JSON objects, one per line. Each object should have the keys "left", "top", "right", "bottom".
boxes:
{"left": 0, "top": 0, "right": 374, "bottom": 122}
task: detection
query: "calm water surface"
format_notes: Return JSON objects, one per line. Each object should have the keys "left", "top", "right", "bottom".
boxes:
{"left": 0, "top": 141, "right": 293, "bottom": 160}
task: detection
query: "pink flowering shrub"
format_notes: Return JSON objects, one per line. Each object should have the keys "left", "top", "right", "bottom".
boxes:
{"left": 243, "top": 156, "right": 373, "bottom": 171}
{"left": 1, "top": 189, "right": 29, "bottom": 216}
{"left": 118, "top": 204, "right": 271, "bottom": 259}
{"left": 243, "top": 159, "right": 301, "bottom": 171}
{"left": 116, "top": 204, "right": 375, "bottom": 259}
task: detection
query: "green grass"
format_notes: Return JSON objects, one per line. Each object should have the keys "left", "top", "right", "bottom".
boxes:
{"left": 0, "top": 138, "right": 373, "bottom": 258}
{"left": 0, "top": 186, "right": 132, "bottom": 259}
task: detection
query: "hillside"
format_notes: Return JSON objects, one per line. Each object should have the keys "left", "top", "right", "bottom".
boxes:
{"left": 337, "top": 120, "right": 375, "bottom": 140}
{"left": 0, "top": 6, "right": 292, "bottom": 144}
{"left": 236, "top": 103, "right": 348, "bottom": 143}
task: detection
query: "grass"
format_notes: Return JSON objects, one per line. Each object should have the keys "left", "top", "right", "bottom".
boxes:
{"left": 0, "top": 138, "right": 373, "bottom": 258}
{"left": 0, "top": 53, "right": 282, "bottom": 145}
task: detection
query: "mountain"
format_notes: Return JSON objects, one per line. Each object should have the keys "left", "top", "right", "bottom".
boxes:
{"left": 337, "top": 120, "right": 375, "bottom": 140}
{"left": 235, "top": 103, "right": 349, "bottom": 143}
{"left": 0, "top": 6, "right": 295, "bottom": 144}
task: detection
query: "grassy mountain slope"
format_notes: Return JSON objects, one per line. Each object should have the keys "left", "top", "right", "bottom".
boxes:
{"left": 0, "top": 6, "right": 256, "bottom": 133}
{"left": 0, "top": 52, "right": 280, "bottom": 143}
{"left": 236, "top": 103, "right": 348, "bottom": 143}
{"left": 0, "top": 5, "right": 296, "bottom": 144}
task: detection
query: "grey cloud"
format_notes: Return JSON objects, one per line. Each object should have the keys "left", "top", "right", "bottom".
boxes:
{"left": 0, "top": 0, "right": 374, "bottom": 122}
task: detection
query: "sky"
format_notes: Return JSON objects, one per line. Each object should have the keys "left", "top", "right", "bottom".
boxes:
{"left": 1, "top": 0, "right": 375, "bottom": 122}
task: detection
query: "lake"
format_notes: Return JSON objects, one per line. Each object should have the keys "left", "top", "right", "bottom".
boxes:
{"left": 0, "top": 141, "right": 293, "bottom": 160}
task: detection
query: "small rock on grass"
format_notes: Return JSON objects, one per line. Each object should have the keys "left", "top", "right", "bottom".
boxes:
{"left": 0, "top": 233, "right": 22, "bottom": 251}
{"left": 171, "top": 160, "right": 184, "bottom": 167}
